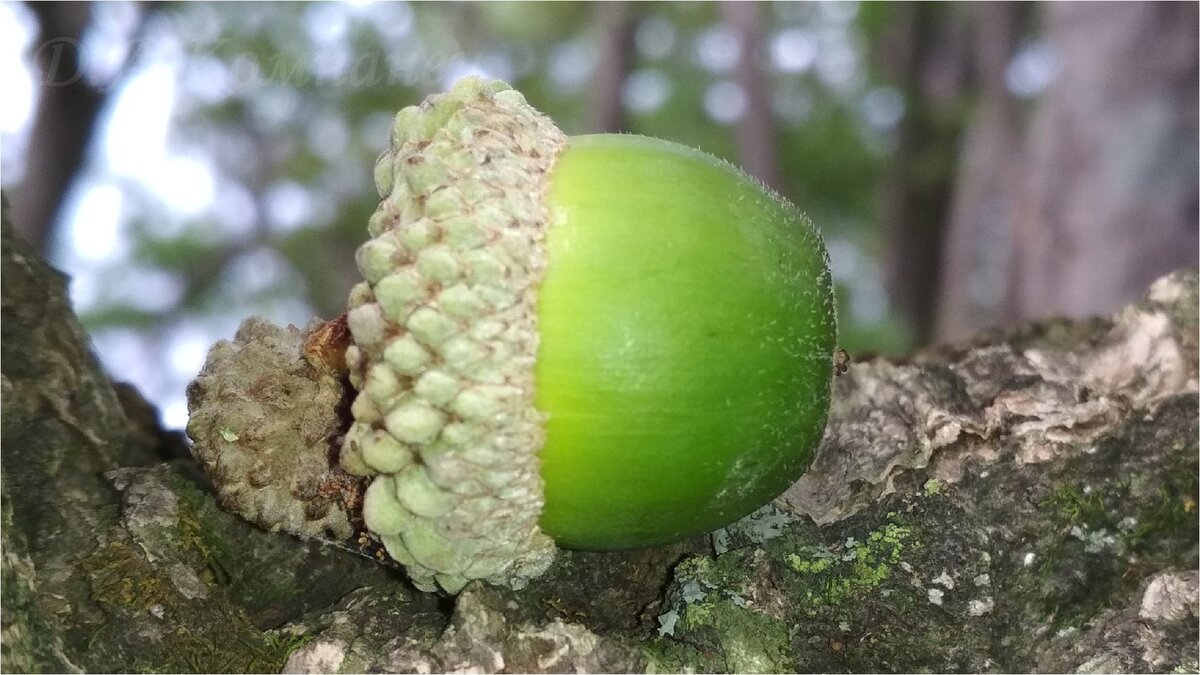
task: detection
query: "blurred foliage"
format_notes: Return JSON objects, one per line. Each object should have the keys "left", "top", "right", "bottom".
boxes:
{"left": 13, "top": 1, "right": 930, "bottom": 422}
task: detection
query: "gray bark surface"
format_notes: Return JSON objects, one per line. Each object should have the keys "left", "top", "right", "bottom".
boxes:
{"left": 3, "top": 198, "right": 1196, "bottom": 672}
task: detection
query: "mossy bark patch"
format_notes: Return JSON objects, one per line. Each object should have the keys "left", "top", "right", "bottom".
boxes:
{"left": 74, "top": 534, "right": 293, "bottom": 673}
{"left": 650, "top": 495, "right": 998, "bottom": 672}
{"left": 0, "top": 210, "right": 431, "bottom": 672}
{"left": 649, "top": 395, "right": 1197, "bottom": 673}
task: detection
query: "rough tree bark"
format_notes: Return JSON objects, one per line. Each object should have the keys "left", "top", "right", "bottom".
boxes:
{"left": 2, "top": 196, "right": 1197, "bottom": 672}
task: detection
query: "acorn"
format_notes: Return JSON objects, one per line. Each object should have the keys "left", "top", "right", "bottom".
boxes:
{"left": 340, "top": 77, "right": 837, "bottom": 593}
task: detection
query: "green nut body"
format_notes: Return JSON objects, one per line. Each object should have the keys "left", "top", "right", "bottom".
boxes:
{"left": 341, "top": 78, "right": 836, "bottom": 592}
{"left": 538, "top": 135, "right": 835, "bottom": 549}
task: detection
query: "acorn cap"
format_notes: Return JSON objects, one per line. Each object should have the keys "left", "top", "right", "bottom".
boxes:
{"left": 341, "top": 78, "right": 562, "bottom": 592}
{"left": 187, "top": 317, "right": 358, "bottom": 542}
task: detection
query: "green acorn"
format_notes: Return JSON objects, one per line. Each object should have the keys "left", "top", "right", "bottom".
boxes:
{"left": 339, "top": 77, "right": 837, "bottom": 593}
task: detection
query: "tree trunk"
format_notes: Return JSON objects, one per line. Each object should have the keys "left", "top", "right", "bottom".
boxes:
{"left": 722, "top": 1, "right": 780, "bottom": 190}
{"left": 587, "top": 2, "right": 636, "bottom": 134}
{"left": 11, "top": 2, "right": 106, "bottom": 252}
{"left": 935, "top": 3, "right": 1027, "bottom": 342}
{"left": 1008, "top": 2, "right": 1199, "bottom": 322}
{"left": 879, "top": 3, "right": 971, "bottom": 346}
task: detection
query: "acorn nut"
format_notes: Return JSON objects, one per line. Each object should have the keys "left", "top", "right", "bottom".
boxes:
{"left": 342, "top": 77, "right": 838, "bottom": 593}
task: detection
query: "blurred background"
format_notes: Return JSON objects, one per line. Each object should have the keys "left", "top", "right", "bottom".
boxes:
{"left": 3, "top": 1, "right": 1197, "bottom": 430}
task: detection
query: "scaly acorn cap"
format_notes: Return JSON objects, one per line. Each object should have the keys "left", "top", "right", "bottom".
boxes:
{"left": 340, "top": 78, "right": 563, "bottom": 593}
{"left": 187, "top": 317, "right": 359, "bottom": 542}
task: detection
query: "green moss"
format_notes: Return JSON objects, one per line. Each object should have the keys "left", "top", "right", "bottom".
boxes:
{"left": 1125, "top": 439, "right": 1199, "bottom": 554}
{"left": 174, "top": 477, "right": 236, "bottom": 587}
{"left": 691, "top": 495, "right": 1004, "bottom": 672}
{"left": 787, "top": 547, "right": 834, "bottom": 574}
{"left": 2, "top": 554, "right": 77, "bottom": 673}
{"left": 1042, "top": 483, "right": 1108, "bottom": 529}
{"left": 1011, "top": 396, "right": 1199, "bottom": 637}
{"left": 784, "top": 517, "right": 914, "bottom": 611}
{"left": 69, "top": 472, "right": 356, "bottom": 672}
{"left": 80, "top": 541, "right": 173, "bottom": 612}
{"left": 172, "top": 626, "right": 297, "bottom": 673}
{"left": 642, "top": 638, "right": 717, "bottom": 674}
{"left": 675, "top": 598, "right": 791, "bottom": 673}
{"left": 264, "top": 631, "right": 316, "bottom": 656}
{"left": 923, "top": 478, "right": 942, "bottom": 496}
{"left": 77, "top": 537, "right": 295, "bottom": 673}
{"left": 658, "top": 514, "right": 933, "bottom": 671}
{"left": 651, "top": 395, "right": 1197, "bottom": 673}
{"left": 653, "top": 555, "right": 794, "bottom": 672}
{"left": 169, "top": 471, "right": 418, "bottom": 632}
{"left": 1043, "top": 426, "right": 1196, "bottom": 549}
{"left": 170, "top": 474, "right": 317, "bottom": 616}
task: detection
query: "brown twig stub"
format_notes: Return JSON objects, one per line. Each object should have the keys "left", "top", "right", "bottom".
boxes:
{"left": 303, "top": 313, "right": 353, "bottom": 375}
